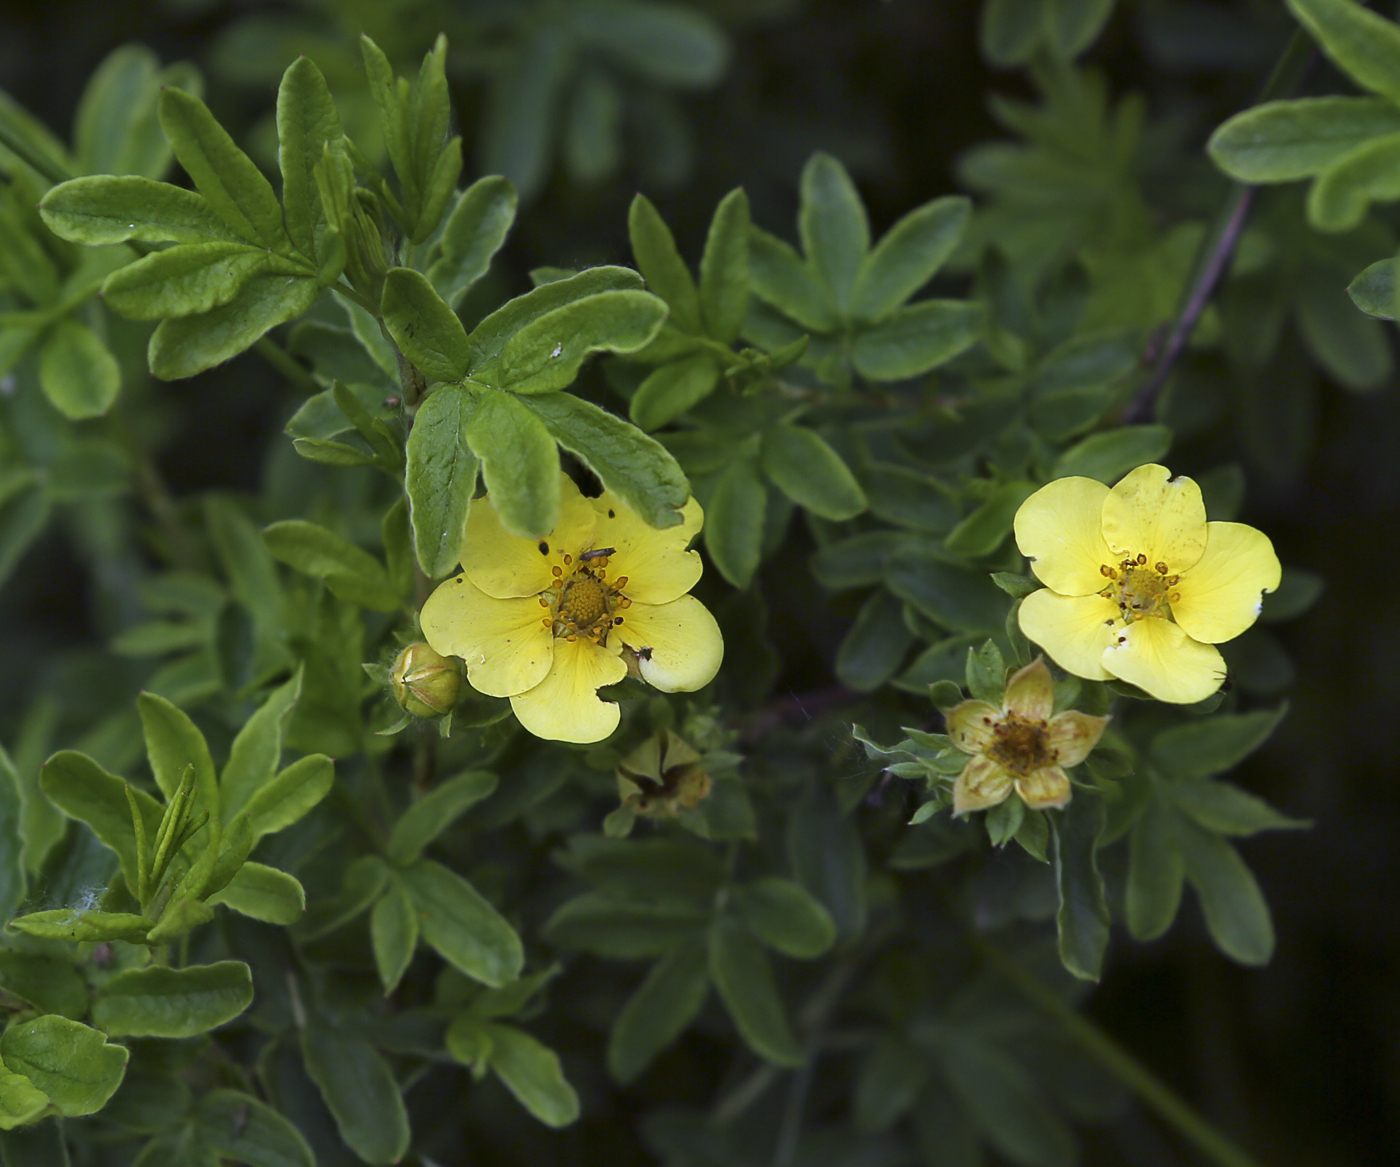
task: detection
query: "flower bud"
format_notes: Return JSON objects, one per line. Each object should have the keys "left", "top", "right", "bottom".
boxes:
{"left": 391, "top": 642, "right": 461, "bottom": 719}
{"left": 616, "top": 731, "right": 712, "bottom": 819}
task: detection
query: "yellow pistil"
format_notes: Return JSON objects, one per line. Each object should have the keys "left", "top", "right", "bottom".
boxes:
{"left": 1099, "top": 554, "right": 1181, "bottom": 622}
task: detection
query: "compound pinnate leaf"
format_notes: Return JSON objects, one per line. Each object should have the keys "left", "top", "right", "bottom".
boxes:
{"left": 799, "top": 152, "right": 869, "bottom": 311}
{"left": 93, "top": 961, "right": 253, "bottom": 1038}
{"left": 851, "top": 300, "right": 983, "bottom": 381}
{"left": 850, "top": 195, "right": 971, "bottom": 323}
{"left": 381, "top": 267, "right": 472, "bottom": 383}
{"left": 1, "top": 1015, "right": 128, "bottom": 1117}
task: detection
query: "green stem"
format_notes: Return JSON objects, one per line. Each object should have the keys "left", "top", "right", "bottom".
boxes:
{"left": 253, "top": 336, "right": 320, "bottom": 396}
{"left": 978, "top": 941, "right": 1266, "bottom": 1167}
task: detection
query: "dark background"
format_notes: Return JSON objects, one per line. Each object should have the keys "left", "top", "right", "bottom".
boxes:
{"left": 0, "top": 1, "right": 1393, "bottom": 1163}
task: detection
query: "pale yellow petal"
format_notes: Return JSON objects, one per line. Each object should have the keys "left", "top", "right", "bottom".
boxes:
{"left": 510, "top": 636, "right": 627, "bottom": 743}
{"left": 945, "top": 701, "right": 999, "bottom": 754}
{"left": 1003, "top": 658, "right": 1054, "bottom": 721}
{"left": 1013, "top": 477, "right": 1114, "bottom": 596}
{"left": 615, "top": 595, "right": 723, "bottom": 693}
{"left": 461, "top": 473, "right": 597, "bottom": 599}
{"left": 1172, "top": 521, "right": 1282, "bottom": 645}
{"left": 421, "top": 576, "right": 553, "bottom": 698}
{"left": 1100, "top": 464, "right": 1207, "bottom": 574}
{"left": 1016, "top": 765, "right": 1071, "bottom": 811}
{"left": 1018, "top": 589, "right": 1117, "bottom": 682}
{"left": 1102, "top": 618, "right": 1226, "bottom": 704}
{"left": 953, "top": 755, "right": 1014, "bottom": 816}
{"left": 1046, "top": 711, "right": 1109, "bottom": 768}
{"left": 590, "top": 492, "right": 703, "bottom": 605}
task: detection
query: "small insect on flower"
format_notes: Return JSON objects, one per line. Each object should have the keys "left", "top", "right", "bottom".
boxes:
{"left": 1012, "top": 464, "right": 1281, "bottom": 704}
{"left": 421, "top": 474, "right": 723, "bottom": 743}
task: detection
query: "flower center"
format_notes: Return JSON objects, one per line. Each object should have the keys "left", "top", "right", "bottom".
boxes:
{"left": 539, "top": 550, "right": 633, "bottom": 644}
{"left": 1099, "top": 554, "right": 1181, "bottom": 623}
{"left": 986, "top": 715, "right": 1054, "bottom": 777}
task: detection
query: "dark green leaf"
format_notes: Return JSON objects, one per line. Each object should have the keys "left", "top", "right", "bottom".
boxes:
{"left": 571, "top": 0, "right": 728, "bottom": 87}
{"left": 1053, "top": 425, "right": 1172, "bottom": 483}
{"left": 196, "top": 1089, "right": 315, "bottom": 1167}
{"left": 630, "top": 355, "right": 721, "bottom": 432}
{"left": 835, "top": 588, "right": 915, "bottom": 692}
{"left": 388, "top": 770, "right": 498, "bottom": 865}
{"left": 39, "top": 750, "right": 162, "bottom": 893}
{"left": 885, "top": 546, "right": 1008, "bottom": 633}
{"left": 699, "top": 188, "right": 750, "bottom": 343}
{"left": 242, "top": 755, "right": 334, "bottom": 843}
{"left": 276, "top": 56, "right": 342, "bottom": 259}
{"left": 405, "top": 382, "right": 479, "bottom": 578}
{"left": 93, "top": 961, "right": 253, "bottom": 1038}
{"left": 1169, "top": 779, "right": 1309, "bottom": 836}
{"left": 371, "top": 878, "right": 418, "bottom": 994}
{"left": 0, "top": 952, "right": 88, "bottom": 1019}
{"left": 864, "top": 465, "right": 959, "bottom": 532}
{"left": 854, "top": 1036, "right": 928, "bottom": 1132}
{"left": 944, "top": 481, "right": 1036, "bottom": 558}
{"left": 732, "top": 876, "right": 836, "bottom": 959}
{"left": 1177, "top": 817, "right": 1275, "bottom": 965}
{"left": 1306, "top": 131, "right": 1400, "bottom": 232}
{"left": 1149, "top": 706, "right": 1286, "bottom": 781}
{"left": 401, "top": 859, "right": 523, "bottom": 987}
{"left": 799, "top": 152, "right": 869, "bottom": 311}
{"left": 629, "top": 194, "right": 701, "bottom": 333}
{"left": 705, "top": 456, "right": 766, "bottom": 587}
{"left": 263, "top": 520, "right": 402, "bottom": 612}
{"left": 707, "top": 916, "right": 803, "bottom": 1067}
{"left": 1126, "top": 794, "right": 1184, "bottom": 940}
{"left": 1208, "top": 95, "right": 1400, "bottom": 182}
{"left": 483, "top": 1023, "right": 580, "bottom": 1128}
{"left": 607, "top": 937, "right": 709, "bottom": 1084}
{"left": 851, "top": 195, "right": 970, "bottom": 322}
{"left": 1347, "top": 256, "right": 1394, "bottom": 319}
{"left": 209, "top": 862, "right": 306, "bottom": 925}
{"left": 1286, "top": 0, "right": 1400, "bottom": 107}
{"left": 543, "top": 892, "right": 710, "bottom": 959}
{"left": 761, "top": 423, "right": 866, "bottom": 520}
{"left": 852, "top": 300, "right": 982, "bottom": 381}
{"left": 1052, "top": 796, "right": 1109, "bottom": 981}
{"left": 786, "top": 786, "right": 867, "bottom": 943}
{"left": 301, "top": 1027, "right": 410, "bottom": 1166}
{"left": 748, "top": 226, "right": 837, "bottom": 332}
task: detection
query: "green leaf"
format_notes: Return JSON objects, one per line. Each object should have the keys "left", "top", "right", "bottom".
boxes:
{"left": 92, "top": 961, "right": 253, "bottom": 1038}
{"left": 196, "top": 1089, "right": 316, "bottom": 1167}
{"left": 854, "top": 1036, "right": 928, "bottom": 1133}
{"left": 543, "top": 892, "right": 710, "bottom": 958}
{"left": 242, "top": 755, "right": 335, "bottom": 842}
{"left": 40, "top": 176, "right": 234, "bottom": 245}
{"left": 786, "top": 786, "right": 867, "bottom": 943}
{"left": 104, "top": 240, "right": 277, "bottom": 323}
{"left": 208, "top": 862, "right": 305, "bottom": 925}
{"left": 966, "top": 640, "right": 1006, "bottom": 705}
{"left": 705, "top": 456, "right": 766, "bottom": 588}
{"left": 371, "top": 878, "right": 419, "bottom": 994}
{"left": 405, "top": 383, "right": 479, "bottom": 578}
{"left": 799, "top": 152, "right": 869, "bottom": 311}
{"left": 1046, "top": 0, "right": 1117, "bottom": 58}
{"left": 629, "top": 194, "right": 701, "bottom": 333}
{"left": 137, "top": 690, "right": 217, "bottom": 809}
{"left": 220, "top": 671, "right": 301, "bottom": 820}
{"left": 760, "top": 424, "right": 866, "bottom": 520}
{"left": 943, "top": 480, "right": 1036, "bottom": 558}
{"left": 0, "top": 952, "right": 88, "bottom": 1020}
{"left": 981, "top": 0, "right": 1043, "bottom": 65}
{"left": 1208, "top": 96, "right": 1400, "bottom": 182}
{"left": 1286, "top": 0, "right": 1400, "bottom": 107}
{"left": 479, "top": 27, "right": 571, "bottom": 201}
{"left": 466, "top": 266, "right": 644, "bottom": 371}
{"left": 1177, "top": 817, "right": 1275, "bottom": 965}
{"left": 732, "top": 877, "right": 836, "bottom": 959}
{"left": 0, "top": 1119, "right": 72, "bottom": 1163}
{"left": 381, "top": 267, "right": 471, "bottom": 383}
{"left": 276, "top": 56, "right": 342, "bottom": 260}
{"left": 520, "top": 392, "right": 689, "bottom": 528}
{"left": 301, "top": 1027, "right": 410, "bottom": 1167}
{"left": 571, "top": 0, "right": 728, "bottom": 87}
{"left": 707, "top": 916, "right": 804, "bottom": 1067}
{"left": 630, "top": 354, "right": 721, "bottom": 432}
{"left": 1168, "top": 780, "right": 1308, "bottom": 837}
{"left": 39, "top": 751, "right": 162, "bottom": 893}
{"left": 851, "top": 195, "right": 970, "bottom": 322}
{"left": 9, "top": 909, "right": 152, "bottom": 944}
{"left": 1295, "top": 266, "right": 1391, "bottom": 390}
{"left": 1126, "top": 794, "right": 1185, "bottom": 940}
{"left": 1347, "top": 256, "right": 1394, "bottom": 319}
{"left": 852, "top": 300, "right": 982, "bottom": 381}
{"left": 388, "top": 770, "right": 498, "bottom": 865}
{"left": 482, "top": 1023, "right": 580, "bottom": 1128}
{"left": 1053, "top": 424, "right": 1172, "bottom": 483}
{"left": 699, "top": 188, "right": 751, "bottom": 343}
{"left": 884, "top": 546, "right": 1008, "bottom": 633}
{"left": 0, "top": 1065, "right": 48, "bottom": 1131}
{"left": 607, "top": 937, "right": 709, "bottom": 1084}
{"left": 1149, "top": 706, "right": 1286, "bottom": 780}
{"left": 482, "top": 290, "right": 668, "bottom": 394}
{"left": 1051, "top": 795, "right": 1109, "bottom": 981}
{"left": 748, "top": 226, "right": 837, "bottom": 332}
{"left": 1306, "top": 132, "right": 1400, "bottom": 231}
{"left": 401, "top": 859, "right": 523, "bottom": 987}
{"left": 429, "top": 176, "right": 518, "bottom": 308}
{"left": 37, "top": 320, "right": 120, "bottom": 420}
{"left": 835, "top": 588, "right": 916, "bottom": 692}
{"left": 158, "top": 87, "right": 289, "bottom": 251}
{"left": 864, "top": 465, "right": 959, "bottom": 532}
{"left": 75, "top": 45, "right": 197, "bottom": 180}
{"left": 263, "top": 520, "right": 402, "bottom": 612}
{"left": 149, "top": 272, "right": 318, "bottom": 380}
{"left": 0, "top": 1016, "right": 128, "bottom": 1117}
{"left": 467, "top": 389, "right": 562, "bottom": 538}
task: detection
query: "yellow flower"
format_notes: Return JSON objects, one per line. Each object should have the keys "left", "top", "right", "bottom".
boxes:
{"left": 420, "top": 474, "right": 723, "bottom": 743}
{"left": 946, "top": 658, "right": 1107, "bottom": 815}
{"left": 1013, "top": 464, "right": 1281, "bottom": 704}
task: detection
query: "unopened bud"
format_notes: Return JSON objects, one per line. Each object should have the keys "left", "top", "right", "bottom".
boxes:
{"left": 391, "top": 642, "right": 460, "bottom": 719}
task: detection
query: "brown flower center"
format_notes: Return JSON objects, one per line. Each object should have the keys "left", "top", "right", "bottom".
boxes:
{"left": 1099, "top": 553, "right": 1181, "bottom": 623}
{"left": 986, "top": 715, "right": 1054, "bottom": 777}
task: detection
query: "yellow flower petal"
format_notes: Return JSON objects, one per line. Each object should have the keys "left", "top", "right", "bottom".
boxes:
{"left": 510, "top": 636, "right": 627, "bottom": 743}
{"left": 1018, "top": 589, "right": 1116, "bottom": 681}
{"left": 1013, "top": 477, "right": 1114, "bottom": 596}
{"left": 953, "top": 754, "right": 1014, "bottom": 815}
{"left": 1046, "top": 711, "right": 1108, "bottom": 768}
{"left": 616, "top": 595, "right": 723, "bottom": 693}
{"left": 420, "top": 575, "right": 553, "bottom": 698}
{"left": 1016, "top": 765, "right": 1071, "bottom": 810}
{"left": 1100, "top": 464, "right": 1207, "bottom": 573}
{"left": 1003, "top": 658, "right": 1054, "bottom": 721}
{"left": 590, "top": 492, "right": 703, "bottom": 605}
{"left": 461, "top": 473, "right": 597, "bottom": 599}
{"left": 945, "top": 700, "right": 999, "bottom": 754}
{"left": 1102, "top": 617, "right": 1226, "bottom": 704}
{"left": 1172, "top": 521, "right": 1282, "bottom": 645}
